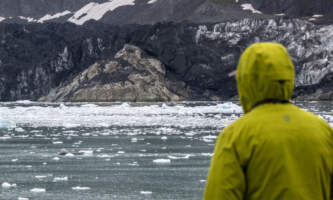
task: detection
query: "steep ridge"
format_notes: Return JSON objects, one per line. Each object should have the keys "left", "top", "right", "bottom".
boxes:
{"left": 0, "top": 19, "right": 332, "bottom": 101}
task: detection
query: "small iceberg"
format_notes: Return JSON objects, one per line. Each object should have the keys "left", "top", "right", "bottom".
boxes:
{"left": 168, "top": 154, "right": 191, "bottom": 160}
{"left": 216, "top": 102, "right": 242, "bottom": 114}
{"left": 2, "top": 182, "right": 17, "bottom": 189}
{"left": 72, "top": 186, "right": 91, "bottom": 191}
{"left": 0, "top": 119, "right": 16, "bottom": 129}
{"left": 18, "top": 197, "right": 29, "bottom": 200}
{"left": 153, "top": 159, "right": 171, "bottom": 164}
{"left": 140, "top": 191, "right": 152, "bottom": 195}
{"left": 53, "top": 176, "right": 68, "bottom": 182}
{"left": 59, "top": 103, "right": 67, "bottom": 110}
{"left": 30, "top": 188, "right": 46, "bottom": 193}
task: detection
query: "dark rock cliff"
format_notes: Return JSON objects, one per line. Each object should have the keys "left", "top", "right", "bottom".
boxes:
{"left": 0, "top": 19, "right": 332, "bottom": 101}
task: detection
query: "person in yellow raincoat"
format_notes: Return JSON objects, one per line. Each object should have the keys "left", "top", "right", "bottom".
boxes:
{"left": 204, "top": 42, "right": 333, "bottom": 200}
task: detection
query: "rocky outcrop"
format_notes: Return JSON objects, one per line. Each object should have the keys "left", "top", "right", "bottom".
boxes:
{"left": 0, "top": 18, "right": 333, "bottom": 101}
{"left": 39, "top": 45, "right": 190, "bottom": 102}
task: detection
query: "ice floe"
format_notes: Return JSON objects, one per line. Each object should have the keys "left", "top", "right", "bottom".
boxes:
{"left": 153, "top": 159, "right": 171, "bottom": 164}
{"left": 0, "top": 102, "right": 242, "bottom": 129}
{"left": 18, "top": 197, "right": 29, "bottom": 200}
{"left": 140, "top": 191, "right": 153, "bottom": 194}
{"left": 30, "top": 188, "right": 46, "bottom": 193}
{"left": 2, "top": 182, "right": 17, "bottom": 189}
{"left": 168, "top": 154, "right": 191, "bottom": 160}
{"left": 72, "top": 186, "right": 91, "bottom": 191}
{"left": 53, "top": 176, "right": 68, "bottom": 182}
{"left": 0, "top": 16, "right": 5, "bottom": 22}
{"left": 0, "top": 119, "right": 16, "bottom": 129}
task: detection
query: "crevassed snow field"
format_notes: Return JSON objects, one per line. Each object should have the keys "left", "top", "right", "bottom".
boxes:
{"left": 0, "top": 101, "right": 332, "bottom": 200}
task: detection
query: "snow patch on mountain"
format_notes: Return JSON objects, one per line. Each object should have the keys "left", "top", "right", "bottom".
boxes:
{"left": 38, "top": 10, "right": 72, "bottom": 23}
{"left": 68, "top": 0, "right": 135, "bottom": 25}
{"left": 241, "top": 4, "right": 262, "bottom": 14}
{"left": 148, "top": 0, "right": 158, "bottom": 4}
{"left": 19, "top": 16, "right": 38, "bottom": 23}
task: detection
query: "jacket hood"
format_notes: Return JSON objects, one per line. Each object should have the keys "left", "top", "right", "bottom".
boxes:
{"left": 236, "top": 42, "right": 295, "bottom": 113}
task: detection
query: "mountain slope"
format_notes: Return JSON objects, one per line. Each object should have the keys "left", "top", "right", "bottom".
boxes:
{"left": 0, "top": 19, "right": 332, "bottom": 101}
{"left": 1, "top": 0, "right": 332, "bottom": 25}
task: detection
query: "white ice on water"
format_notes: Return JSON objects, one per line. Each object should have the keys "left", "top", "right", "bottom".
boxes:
{"left": 30, "top": 188, "right": 46, "bottom": 193}
{"left": 2, "top": 182, "right": 17, "bottom": 189}
{"left": 72, "top": 186, "right": 91, "bottom": 191}
{"left": 153, "top": 159, "right": 171, "bottom": 164}
{"left": 0, "top": 102, "right": 242, "bottom": 129}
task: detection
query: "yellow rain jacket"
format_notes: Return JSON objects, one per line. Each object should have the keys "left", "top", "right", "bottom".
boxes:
{"left": 204, "top": 43, "right": 333, "bottom": 200}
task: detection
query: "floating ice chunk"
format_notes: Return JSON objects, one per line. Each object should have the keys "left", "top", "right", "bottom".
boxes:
{"left": 81, "top": 104, "right": 98, "bottom": 108}
{"left": 161, "top": 103, "right": 168, "bottom": 109}
{"left": 65, "top": 153, "right": 75, "bottom": 157}
{"left": 53, "top": 176, "right": 68, "bottom": 182}
{"left": 97, "top": 154, "right": 112, "bottom": 158}
{"left": 200, "top": 180, "right": 206, "bottom": 183}
{"left": 59, "top": 104, "right": 67, "bottom": 110}
{"left": 18, "top": 197, "right": 29, "bottom": 200}
{"left": 2, "top": 182, "right": 17, "bottom": 189}
{"left": 161, "top": 136, "right": 168, "bottom": 140}
{"left": 53, "top": 157, "right": 60, "bottom": 161}
{"left": 120, "top": 102, "right": 130, "bottom": 107}
{"left": 201, "top": 153, "right": 214, "bottom": 157}
{"left": 131, "top": 138, "right": 138, "bottom": 142}
{"left": 15, "top": 127, "right": 25, "bottom": 132}
{"left": 168, "top": 154, "right": 191, "bottom": 160}
{"left": 79, "top": 150, "right": 94, "bottom": 156}
{"left": 140, "top": 191, "right": 152, "bottom": 194}
{"left": 72, "top": 186, "right": 91, "bottom": 191}
{"left": 117, "top": 151, "right": 125, "bottom": 154}
{"left": 0, "top": 119, "right": 16, "bottom": 129}
{"left": 35, "top": 175, "right": 47, "bottom": 179}
{"left": 11, "top": 159, "right": 18, "bottom": 162}
{"left": 153, "top": 159, "right": 171, "bottom": 164}
{"left": 216, "top": 102, "right": 242, "bottom": 113}
{"left": 30, "top": 188, "right": 46, "bottom": 193}
{"left": 52, "top": 141, "right": 63, "bottom": 144}
{"left": 15, "top": 100, "right": 33, "bottom": 104}
{"left": 0, "top": 16, "right": 5, "bottom": 22}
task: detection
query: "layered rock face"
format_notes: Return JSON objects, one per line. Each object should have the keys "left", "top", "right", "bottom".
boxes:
{"left": 40, "top": 45, "right": 189, "bottom": 102}
{"left": 0, "top": 18, "right": 332, "bottom": 101}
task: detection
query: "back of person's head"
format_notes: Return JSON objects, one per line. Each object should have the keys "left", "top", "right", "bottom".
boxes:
{"left": 236, "top": 42, "right": 295, "bottom": 113}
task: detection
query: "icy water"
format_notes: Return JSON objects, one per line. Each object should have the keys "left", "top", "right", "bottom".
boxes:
{"left": 0, "top": 101, "right": 332, "bottom": 200}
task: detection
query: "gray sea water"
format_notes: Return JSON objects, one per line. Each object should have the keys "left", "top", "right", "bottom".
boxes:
{"left": 0, "top": 101, "right": 332, "bottom": 200}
